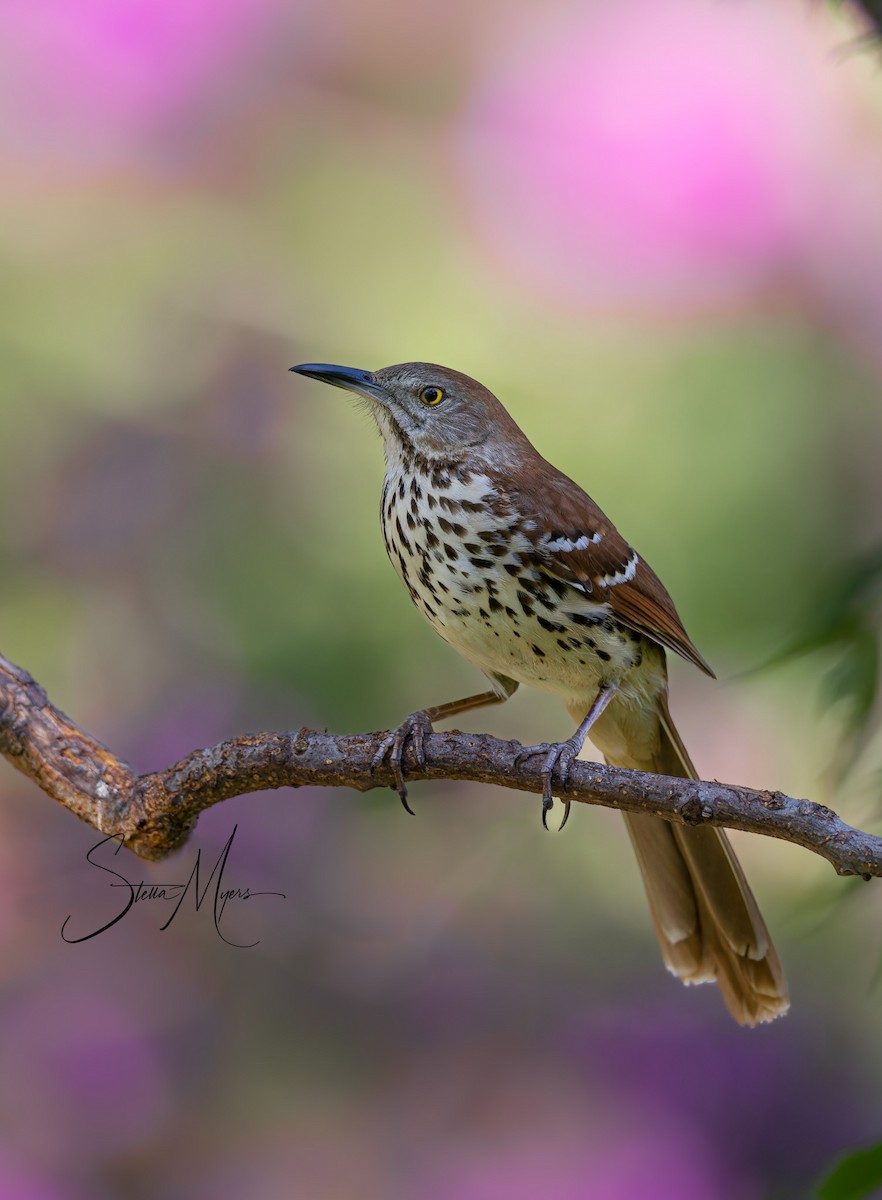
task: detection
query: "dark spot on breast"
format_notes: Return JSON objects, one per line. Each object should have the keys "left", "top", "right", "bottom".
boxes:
{"left": 406, "top": 511, "right": 416, "bottom": 530}
{"left": 488, "top": 597, "right": 503, "bottom": 613}
{"left": 438, "top": 517, "right": 467, "bottom": 537}
{"left": 395, "top": 518, "right": 411, "bottom": 552}
{"left": 505, "top": 606, "right": 517, "bottom": 619}
{"left": 464, "top": 542, "right": 482, "bottom": 554}
{"left": 489, "top": 544, "right": 508, "bottom": 557}
{"left": 479, "top": 607, "right": 489, "bottom": 619}
{"left": 427, "top": 493, "right": 437, "bottom": 509}
{"left": 470, "top": 557, "right": 493, "bottom": 569}
{"left": 461, "top": 500, "right": 482, "bottom": 513}
{"left": 537, "top": 615, "right": 565, "bottom": 633}
{"left": 423, "top": 523, "right": 440, "bottom": 549}
{"left": 568, "top": 612, "right": 600, "bottom": 627}
{"left": 531, "top": 644, "right": 545, "bottom": 657}
{"left": 398, "top": 479, "right": 405, "bottom": 499}
{"left": 504, "top": 563, "right": 521, "bottom": 577}
{"left": 557, "top": 639, "right": 571, "bottom": 651}
{"left": 443, "top": 543, "right": 457, "bottom": 560}
{"left": 517, "top": 591, "right": 535, "bottom": 616}
{"left": 418, "top": 569, "right": 439, "bottom": 598}
{"left": 596, "top": 649, "right": 611, "bottom": 662}
{"left": 543, "top": 574, "right": 568, "bottom": 597}
{"left": 410, "top": 478, "right": 422, "bottom": 499}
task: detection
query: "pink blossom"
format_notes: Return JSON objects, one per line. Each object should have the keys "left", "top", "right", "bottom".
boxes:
{"left": 0, "top": 0, "right": 283, "bottom": 169}
{"left": 456, "top": 0, "right": 842, "bottom": 308}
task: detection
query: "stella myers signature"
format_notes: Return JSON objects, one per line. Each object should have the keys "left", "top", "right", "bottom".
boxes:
{"left": 61, "top": 825, "right": 286, "bottom": 947}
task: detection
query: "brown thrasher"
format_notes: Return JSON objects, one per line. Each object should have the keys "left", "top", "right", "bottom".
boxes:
{"left": 290, "top": 360, "right": 789, "bottom": 1025}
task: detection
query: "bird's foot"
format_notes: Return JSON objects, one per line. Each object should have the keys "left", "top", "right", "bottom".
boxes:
{"left": 370, "top": 710, "right": 435, "bottom": 815}
{"left": 514, "top": 736, "right": 584, "bottom": 831}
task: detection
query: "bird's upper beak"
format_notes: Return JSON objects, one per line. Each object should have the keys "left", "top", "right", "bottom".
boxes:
{"left": 289, "top": 363, "right": 386, "bottom": 401}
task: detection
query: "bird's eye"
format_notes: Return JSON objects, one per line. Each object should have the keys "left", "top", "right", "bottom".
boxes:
{"left": 419, "top": 386, "right": 445, "bottom": 406}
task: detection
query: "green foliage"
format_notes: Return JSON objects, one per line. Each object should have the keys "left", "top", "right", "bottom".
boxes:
{"left": 815, "top": 1139, "right": 882, "bottom": 1199}
{"left": 829, "top": 1, "right": 881, "bottom": 31}
{"left": 761, "top": 543, "right": 882, "bottom": 775}
{"left": 852, "top": 0, "right": 882, "bottom": 37}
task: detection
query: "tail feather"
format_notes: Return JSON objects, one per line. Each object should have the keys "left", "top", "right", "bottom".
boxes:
{"left": 571, "top": 693, "right": 790, "bottom": 1026}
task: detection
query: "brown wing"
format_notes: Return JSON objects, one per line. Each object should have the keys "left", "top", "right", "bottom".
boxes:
{"left": 511, "top": 459, "right": 715, "bottom": 678}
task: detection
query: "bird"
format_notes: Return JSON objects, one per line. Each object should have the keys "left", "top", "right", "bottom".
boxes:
{"left": 290, "top": 359, "right": 789, "bottom": 1026}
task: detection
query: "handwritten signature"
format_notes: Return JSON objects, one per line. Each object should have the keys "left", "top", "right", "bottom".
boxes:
{"left": 61, "top": 824, "right": 285, "bottom": 947}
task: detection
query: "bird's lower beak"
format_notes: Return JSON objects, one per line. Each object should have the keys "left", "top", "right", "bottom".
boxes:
{"left": 289, "top": 363, "right": 386, "bottom": 401}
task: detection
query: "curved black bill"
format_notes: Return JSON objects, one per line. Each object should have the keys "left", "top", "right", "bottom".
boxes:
{"left": 289, "top": 363, "right": 385, "bottom": 399}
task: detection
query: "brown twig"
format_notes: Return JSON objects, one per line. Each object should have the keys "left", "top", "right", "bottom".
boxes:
{"left": 1, "top": 648, "right": 880, "bottom": 873}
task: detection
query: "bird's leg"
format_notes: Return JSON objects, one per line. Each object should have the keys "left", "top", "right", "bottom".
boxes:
{"left": 515, "top": 683, "right": 618, "bottom": 831}
{"left": 372, "top": 686, "right": 514, "bottom": 814}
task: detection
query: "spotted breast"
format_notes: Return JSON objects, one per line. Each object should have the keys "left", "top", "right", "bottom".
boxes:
{"left": 380, "top": 451, "right": 655, "bottom": 710}
{"left": 293, "top": 360, "right": 789, "bottom": 1027}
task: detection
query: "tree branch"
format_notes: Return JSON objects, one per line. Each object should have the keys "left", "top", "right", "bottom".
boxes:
{"left": 1, "top": 649, "right": 879, "bottom": 875}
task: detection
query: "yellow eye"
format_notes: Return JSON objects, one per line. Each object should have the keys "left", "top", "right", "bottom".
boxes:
{"left": 419, "top": 386, "right": 445, "bottom": 406}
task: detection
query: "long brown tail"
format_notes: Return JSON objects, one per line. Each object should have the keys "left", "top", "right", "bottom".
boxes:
{"left": 571, "top": 694, "right": 790, "bottom": 1026}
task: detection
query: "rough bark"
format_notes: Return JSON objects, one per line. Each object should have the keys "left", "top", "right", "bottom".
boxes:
{"left": 1, "top": 650, "right": 879, "bottom": 874}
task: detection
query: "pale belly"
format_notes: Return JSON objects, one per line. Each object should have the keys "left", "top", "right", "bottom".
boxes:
{"left": 380, "top": 465, "right": 663, "bottom": 710}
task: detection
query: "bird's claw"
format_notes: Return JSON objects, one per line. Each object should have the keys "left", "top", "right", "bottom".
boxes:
{"left": 515, "top": 738, "right": 581, "bottom": 832}
{"left": 370, "top": 711, "right": 434, "bottom": 815}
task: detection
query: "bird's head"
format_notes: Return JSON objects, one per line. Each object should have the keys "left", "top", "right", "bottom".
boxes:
{"left": 290, "top": 361, "right": 527, "bottom": 462}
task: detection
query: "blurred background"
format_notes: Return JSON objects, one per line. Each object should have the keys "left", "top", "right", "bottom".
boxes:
{"left": 1, "top": 0, "right": 882, "bottom": 1196}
